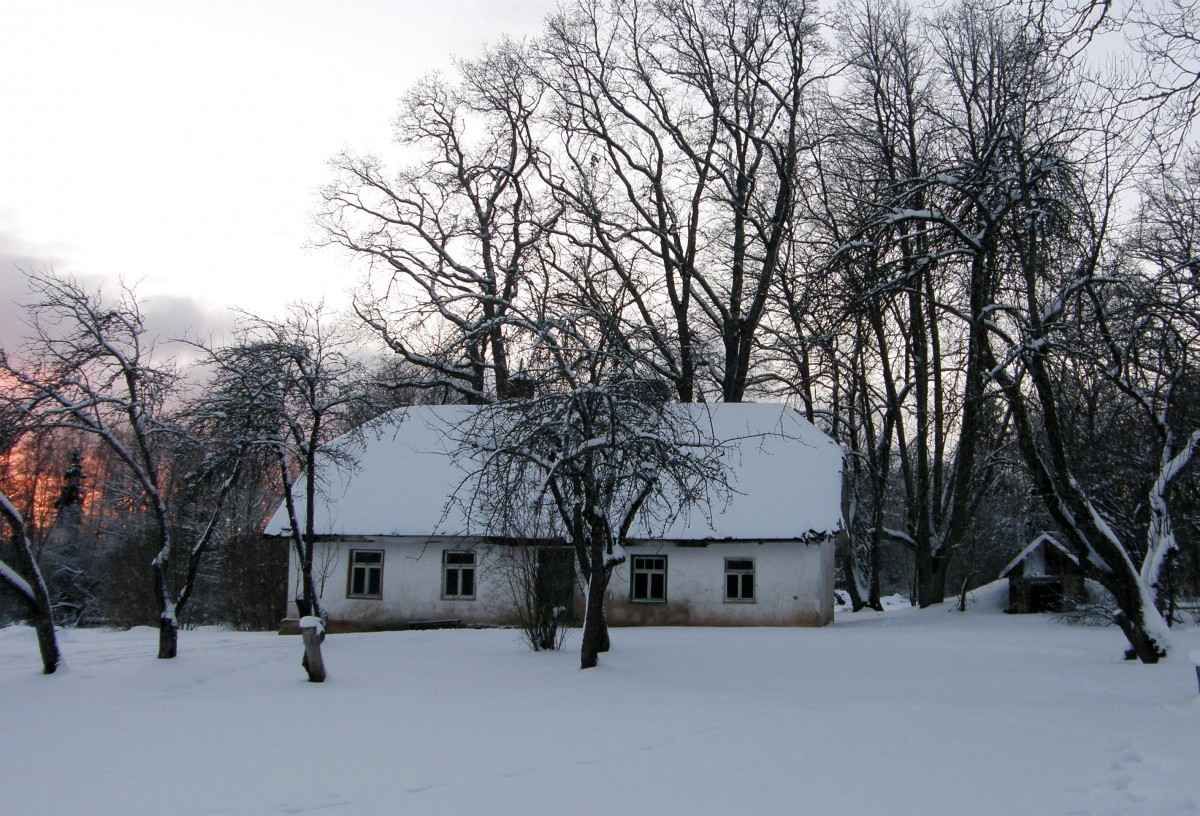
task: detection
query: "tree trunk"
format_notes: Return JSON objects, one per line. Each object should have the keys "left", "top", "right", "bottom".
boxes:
{"left": 838, "top": 546, "right": 867, "bottom": 613}
{"left": 157, "top": 616, "right": 178, "bottom": 660}
{"left": 596, "top": 598, "right": 611, "bottom": 654}
{"left": 2, "top": 494, "right": 63, "bottom": 674}
{"left": 1114, "top": 611, "right": 1165, "bottom": 664}
{"left": 957, "top": 572, "right": 975, "bottom": 613}
{"left": 867, "top": 531, "right": 884, "bottom": 612}
{"left": 32, "top": 613, "right": 59, "bottom": 674}
{"left": 580, "top": 572, "right": 609, "bottom": 670}
{"left": 915, "top": 550, "right": 950, "bottom": 608}
{"left": 1109, "top": 574, "right": 1170, "bottom": 664}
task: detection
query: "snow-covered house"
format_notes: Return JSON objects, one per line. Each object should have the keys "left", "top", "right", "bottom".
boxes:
{"left": 1001, "top": 534, "right": 1087, "bottom": 613}
{"left": 265, "top": 403, "right": 844, "bottom": 631}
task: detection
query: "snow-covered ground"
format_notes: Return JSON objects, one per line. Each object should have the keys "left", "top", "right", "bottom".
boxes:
{"left": 2, "top": 583, "right": 1198, "bottom": 816}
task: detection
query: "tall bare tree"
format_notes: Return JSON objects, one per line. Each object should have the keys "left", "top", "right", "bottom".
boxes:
{"left": 1127, "top": 0, "right": 1200, "bottom": 142}
{"left": 966, "top": 6, "right": 1181, "bottom": 660}
{"left": 319, "top": 41, "right": 558, "bottom": 404}
{"left": 539, "top": 0, "right": 831, "bottom": 402}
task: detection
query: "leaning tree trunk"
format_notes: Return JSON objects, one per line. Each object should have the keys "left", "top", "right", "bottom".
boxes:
{"left": 1115, "top": 611, "right": 1165, "bottom": 664}
{"left": 1109, "top": 576, "right": 1171, "bottom": 663}
{"left": 16, "top": 571, "right": 61, "bottom": 674}
{"left": 32, "top": 610, "right": 60, "bottom": 674}
{"left": 2, "top": 494, "right": 62, "bottom": 674}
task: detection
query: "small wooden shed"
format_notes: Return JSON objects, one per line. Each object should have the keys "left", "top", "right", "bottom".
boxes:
{"left": 1001, "top": 534, "right": 1086, "bottom": 613}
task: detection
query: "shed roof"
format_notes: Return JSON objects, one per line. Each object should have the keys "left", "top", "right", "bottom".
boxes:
{"left": 264, "top": 402, "right": 843, "bottom": 541}
{"left": 1000, "top": 533, "right": 1080, "bottom": 579}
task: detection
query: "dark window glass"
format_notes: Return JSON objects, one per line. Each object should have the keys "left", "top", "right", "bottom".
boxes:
{"left": 443, "top": 551, "right": 476, "bottom": 599}
{"left": 631, "top": 555, "right": 666, "bottom": 602}
{"left": 348, "top": 550, "right": 384, "bottom": 599}
{"left": 725, "top": 558, "right": 754, "bottom": 601}
{"left": 650, "top": 572, "right": 665, "bottom": 600}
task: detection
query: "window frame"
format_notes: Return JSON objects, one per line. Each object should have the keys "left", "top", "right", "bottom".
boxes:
{"left": 724, "top": 556, "right": 756, "bottom": 603}
{"left": 346, "top": 549, "right": 384, "bottom": 599}
{"left": 629, "top": 554, "right": 668, "bottom": 604}
{"left": 442, "top": 549, "right": 477, "bottom": 600}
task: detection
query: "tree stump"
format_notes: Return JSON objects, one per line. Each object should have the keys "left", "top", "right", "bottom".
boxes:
{"left": 299, "top": 616, "right": 326, "bottom": 683}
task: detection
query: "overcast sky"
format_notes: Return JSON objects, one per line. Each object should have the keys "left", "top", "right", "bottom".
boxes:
{"left": 0, "top": 0, "right": 556, "bottom": 350}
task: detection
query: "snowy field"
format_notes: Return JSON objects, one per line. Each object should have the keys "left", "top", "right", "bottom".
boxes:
{"left": 2, "top": 584, "right": 1199, "bottom": 816}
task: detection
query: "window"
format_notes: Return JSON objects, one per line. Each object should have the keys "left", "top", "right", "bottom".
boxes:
{"left": 347, "top": 550, "right": 383, "bottom": 599}
{"left": 443, "top": 550, "right": 476, "bottom": 599}
{"left": 630, "top": 554, "right": 667, "bottom": 603}
{"left": 725, "top": 557, "right": 755, "bottom": 602}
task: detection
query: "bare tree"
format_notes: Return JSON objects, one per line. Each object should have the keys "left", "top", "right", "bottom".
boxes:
{"left": 1127, "top": 0, "right": 1200, "bottom": 142}
{"left": 800, "top": 0, "right": 1009, "bottom": 606}
{"left": 319, "top": 40, "right": 558, "bottom": 404}
{"left": 539, "top": 0, "right": 832, "bottom": 402}
{"left": 198, "top": 303, "right": 374, "bottom": 681}
{"left": 493, "top": 515, "right": 577, "bottom": 652}
{"left": 1095, "top": 154, "right": 1200, "bottom": 618}
{"left": 965, "top": 6, "right": 1183, "bottom": 660}
{"left": 451, "top": 277, "right": 729, "bottom": 669}
{"left": 2, "top": 271, "right": 242, "bottom": 659}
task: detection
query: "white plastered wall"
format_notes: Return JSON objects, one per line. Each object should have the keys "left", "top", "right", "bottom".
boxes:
{"left": 606, "top": 539, "right": 833, "bottom": 627}
{"left": 283, "top": 536, "right": 834, "bottom": 629}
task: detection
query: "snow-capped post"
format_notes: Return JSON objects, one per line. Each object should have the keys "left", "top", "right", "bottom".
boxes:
{"left": 299, "top": 616, "right": 326, "bottom": 683}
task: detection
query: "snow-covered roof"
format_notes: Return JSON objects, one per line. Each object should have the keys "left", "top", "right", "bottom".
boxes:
{"left": 264, "top": 402, "right": 843, "bottom": 541}
{"left": 999, "top": 533, "right": 1079, "bottom": 579}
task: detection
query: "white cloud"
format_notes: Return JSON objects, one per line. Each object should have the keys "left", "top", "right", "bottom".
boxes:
{"left": 0, "top": 0, "right": 557, "bottom": 323}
